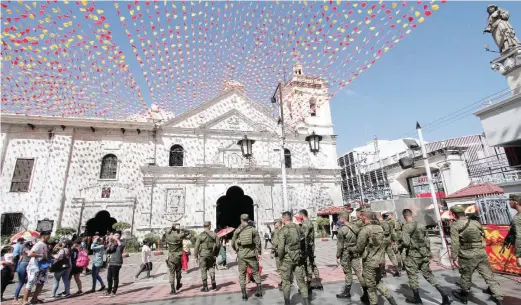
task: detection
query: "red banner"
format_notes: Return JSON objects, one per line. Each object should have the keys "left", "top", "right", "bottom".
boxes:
{"left": 483, "top": 224, "right": 521, "bottom": 275}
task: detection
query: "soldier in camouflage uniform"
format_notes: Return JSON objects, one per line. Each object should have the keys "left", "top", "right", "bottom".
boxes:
{"left": 354, "top": 208, "right": 364, "bottom": 229}
{"left": 335, "top": 211, "right": 368, "bottom": 302}
{"left": 271, "top": 218, "right": 283, "bottom": 289}
{"left": 194, "top": 221, "right": 221, "bottom": 292}
{"left": 348, "top": 208, "right": 398, "bottom": 305}
{"left": 231, "top": 214, "right": 262, "bottom": 300}
{"left": 450, "top": 205, "right": 503, "bottom": 305}
{"left": 299, "top": 209, "right": 323, "bottom": 290}
{"left": 401, "top": 209, "right": 452, "bottom": 304}
{"left": 165, "top": 223, "right": 190, "bottom": 294}
{"left": 278, "top": 211, "right": 310, "bottom": 305}
{"left": 508, "top": 194, "right": 521, "bottom": 267}
{"left": 377, "top": 213, "right": 400, "bottom": 277}
{"left": 385, "top": 212, "right": 406, "bottom": 271}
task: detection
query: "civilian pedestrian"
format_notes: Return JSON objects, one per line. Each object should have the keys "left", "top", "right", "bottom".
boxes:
{"left": 13, "top": 241, "right": 32, "bottom": 302}
{"left": 21, "top": 231, "right": 52, "bottom": 305}
{"left": 1, "top": 245, "right": 15, "bottom": 301}
{"left": 88, "top": 236, "right": 106, "bottom": 292}
{"left": 68, "top": 240, "right": 84, "bottom": 294}
{"left": 103, "top": 231, "right": 125, "bottom": 297}
{"left": 135, "top": 240, "right": 152, "bottom": 280}
{"left": 12, "top": 238, "right": 25, "bottom": 270}
{"left": 181, "top": 238, "right": 191, "bottom": 273}
{"left": 49, "top": 240, "right": 72, "bottom": 299}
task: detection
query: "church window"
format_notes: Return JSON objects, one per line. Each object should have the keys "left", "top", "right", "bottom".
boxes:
{"left": 284, "top": 149, "right": 292, "bottom": 168}
{"left": 99, "top": 154, "right": 118, "bottom": 180}
{"left": 1, "top": 213, "right": 25, "bottom": 235}
{"left": 309, "top": 98, "right": 317, "bottom": 117}
{"left": 169, "top": 145, "right": 184, "bottom": 167}
{"left": 10, "top": 158, "right": 34, "bottom": 192}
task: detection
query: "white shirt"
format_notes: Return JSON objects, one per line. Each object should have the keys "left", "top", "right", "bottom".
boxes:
{"left": 141, "top": 245, "right": 151, "bottom": 263}
{"left": 28, "top": 241, "right": 48, "bottom": 270}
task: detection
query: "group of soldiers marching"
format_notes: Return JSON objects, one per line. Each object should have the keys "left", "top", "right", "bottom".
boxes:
{"left": 161, "top": 194, "right": 521, "bottom": 305}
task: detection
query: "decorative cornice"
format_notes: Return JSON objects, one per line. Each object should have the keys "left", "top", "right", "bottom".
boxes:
{"left": 0, "top": 114, "right": 155, "bottom": 130}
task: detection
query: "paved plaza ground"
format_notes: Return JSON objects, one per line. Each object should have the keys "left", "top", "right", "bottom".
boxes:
{"left": 3, "top": 238, "right": 521, "bottom": 305}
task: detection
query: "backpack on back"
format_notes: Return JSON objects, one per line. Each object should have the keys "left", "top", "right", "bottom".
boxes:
{"left": 75, "top": 250, "right": 90, "bottom": 268}
{"left": 239, "top": 227, "right": 254, "bottom": 246}
{"left": 368, "top": 224, "right": 384, "bottom": 248}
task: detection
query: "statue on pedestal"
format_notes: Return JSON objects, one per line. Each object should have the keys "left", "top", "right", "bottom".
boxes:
{"left": 484, "top": 5, "right": 520, "bottom": 54}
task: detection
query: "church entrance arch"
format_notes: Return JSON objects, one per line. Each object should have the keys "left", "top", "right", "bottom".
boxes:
{"left": 216, "top": 186, "right": 254, "bottom": 231}
{"left": 85, "top": 210, "right": 117, "bottom": 236}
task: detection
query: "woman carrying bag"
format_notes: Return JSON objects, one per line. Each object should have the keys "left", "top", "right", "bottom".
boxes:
{"left": 49, "top": 241, "right": 72, "bottom": 299}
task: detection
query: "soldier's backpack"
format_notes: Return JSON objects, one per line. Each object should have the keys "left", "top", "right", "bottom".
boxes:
{"left": 368, "top": 224, "right": 384, "bottom": 248}
{"left": 238, "top": 226, "right": 254, "bottom": 246}
{"left": 381, "top": 221, "right": 392, "bottom": 238}
{"left": 410, "top": 221, "right": 431, "bottom": 257}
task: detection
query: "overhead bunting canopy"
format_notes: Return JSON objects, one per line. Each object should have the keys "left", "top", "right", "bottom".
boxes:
{"left": 1, "top": 1, "right": 444, "bottom": 120}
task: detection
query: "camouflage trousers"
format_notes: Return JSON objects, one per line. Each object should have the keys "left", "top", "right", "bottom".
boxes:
{"left": 392, "top": 241, "right": 405, "bottom": 266}
{"left": 305, "top": 255, "right": 321, "bottom": 284}
{"left": 383, "top": 242, "right": 399, "bottom": 267}
{"left": 404, "top": 256, "right": 438, "bottom": 289}
{"left": 280, "top": 260, "right": 308, "bottom": 300}
{"left": 166, "top": 253, "right": 182, "bottom": 284}
{"left": 340, "top": 254, "right": 365, "bottom": 287}
{"left": 363, "top": 264, "right": 393, "bottom": 305}
{"left": 199, "top": 256, "right": 216, "bottom": 282}
{"left": 276, "top": 258, "right": 282, "bottom": 282}
{"left": 459, "top": 255, "right": 502, "bottom": 300}
{"left": 238, "top": 256, "right": 261, "bottom": 288}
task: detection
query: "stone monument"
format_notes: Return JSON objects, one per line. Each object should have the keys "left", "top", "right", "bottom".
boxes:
{"left": 485, "top": 5, "right": 521, "bottom": 94}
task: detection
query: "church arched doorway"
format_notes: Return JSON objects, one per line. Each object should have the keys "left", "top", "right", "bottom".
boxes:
{"left": 85, "top": 210, "right": 117, "bottom": 236}
{"left": 216, "top": 186, "right": 254, "bottom": 231}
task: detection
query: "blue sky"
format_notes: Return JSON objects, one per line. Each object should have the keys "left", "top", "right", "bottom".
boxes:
{"left": 331, "top": 1, "right": 521, "bottom": 155}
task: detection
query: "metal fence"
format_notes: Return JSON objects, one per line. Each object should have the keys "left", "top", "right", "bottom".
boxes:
{"left": 475, "top": 195, "right": 513, "bottom": 225}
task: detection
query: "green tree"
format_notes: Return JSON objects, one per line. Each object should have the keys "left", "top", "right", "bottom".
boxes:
{"left": 315, "top": 217, "right": 330, "bottom": 238}
{"left": 55, "top": 227, "right": 76, "bottom": 237}
{"left": 112, "top": 222, "right": 131, "bottom": 232}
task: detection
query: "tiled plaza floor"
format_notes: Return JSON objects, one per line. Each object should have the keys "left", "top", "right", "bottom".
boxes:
{"left": 3, "top": 238, "right": 519, "bottom": 305}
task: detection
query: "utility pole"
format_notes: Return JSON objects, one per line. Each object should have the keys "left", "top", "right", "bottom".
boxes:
{"left": 355, "top": 152, "right": 365, "bottom": 204}
{"left": 416, "top": 122, "right": 449, "bottom": 266}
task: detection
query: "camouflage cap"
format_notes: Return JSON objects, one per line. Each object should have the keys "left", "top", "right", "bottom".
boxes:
{"left": 509, "top": 194, "right": 521, "bottom": 203}
{"left": 203, "top": 221, "right": 211, "bottom": 227}
{"left": 240, "top": 214, "right": 249, "bottom": 221}
{"left": 450, "top": 205, "right": 465, "bottom": 213}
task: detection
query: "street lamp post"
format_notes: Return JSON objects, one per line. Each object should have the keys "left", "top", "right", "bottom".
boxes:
{"left": 416, "top": 122, "right": 449, "bottom": 266}
{"left": 237, "top": 135, "right": 255, "bottom": 159}
{"left": 272, "top": 82, "right": 289, "bottom": 212}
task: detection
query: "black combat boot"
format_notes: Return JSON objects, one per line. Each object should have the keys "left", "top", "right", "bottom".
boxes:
{"left": 387, "top": 296, "right": 398, "bottom": 305}
{"left": 254, "top": 283, "right": 263, "bottom": 297}
{"left": 211, "top": 280, "right": 217, "bottom": 290}
{"left": 435, "top": 285, "right": 452, "bottom": 305}
{"left": 200, "top": 280, "right": 209, "bottom": 292}
{"left": 392, "top": 266, "right": 401, "bottom": 277}
{"left": 176, "top": 278, "right": 183, "bottom": 291}
{"left": 278, "top": 282, "right": 282, "bottom": 291}
{"left": 336, "top": 285, "right": 351, "bottom": 299}
{"left": 482, "top": 287, "right": 492, "bottom": 295}
{"left": 405, "top": 288, "right": 422, "bottom": 304}
{"left": 241, "top": 287, "right": 248, "bottom": 300}
{"left": 169, "top": 283, "right": 176, "bottom": 295}
{"left": 284, "top": 297, "right": 291, "bottom": 305}
{"left": 494, "top": 298, "right": 504, "bottom": 305}
{"left": 451, "top": 290, "right": 468, "bottom": 304}
{"left": 360, "top": 286, "right": 369, "bottom": 305}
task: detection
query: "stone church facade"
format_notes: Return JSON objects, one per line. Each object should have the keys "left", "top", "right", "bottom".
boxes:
{"left": 1, "top": 67, "right": 342, "bottom": 237}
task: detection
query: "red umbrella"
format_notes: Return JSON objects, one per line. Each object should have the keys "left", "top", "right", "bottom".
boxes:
{"left": 10, "top": 230, "right": 40, "bottom": 243}
{"left": 217, "top": 227, "right": 235, "bottom": 238}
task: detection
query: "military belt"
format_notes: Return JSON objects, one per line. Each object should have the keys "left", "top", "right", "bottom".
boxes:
{"left": 461, "top": 243, "right": 482, "bottom": 250}
{"left": 286, "top": 245, "right": 300, "bottom": 251}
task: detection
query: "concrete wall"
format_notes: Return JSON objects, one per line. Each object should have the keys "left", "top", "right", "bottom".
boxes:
{"left": 475, "top": 94, "right": 521, "bottom": 147}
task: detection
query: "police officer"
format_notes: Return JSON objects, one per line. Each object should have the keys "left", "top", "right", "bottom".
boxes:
{"left": 377, "top": 213, "right": 400, "bottom": 277}
{"left": 299, "top": 209, "right": 323, "bottom": 290}
{"left": 508, "top": 194, "right": 521, "bottom": 267}
{"left": 335, "top": 211, "right": 367, "bottom": 302}
{"left": 348, "top": 208, "right": 398, "bottom": 305}
{"left": 401, "top": 209, "right": 451, "bottom": 304}
{"left": 450, "top": 205, "right": 503, "bottom": 305}
{"left": 194, "top": 221, "right": 220, "bottom": 292}
{"left": 231, "top": 214, "right": 262, "bottom": 300}
{"left": 165, "top": 223, "right": 190, "bottom": 294}
{"left": 385, "top": 212, "right": 406, "bottom": 272}
{"left": 278, "top": 211, "right": 310, "bottom": 305}
{"left": 272, "top": 218, "right": 283, "bottom": 289}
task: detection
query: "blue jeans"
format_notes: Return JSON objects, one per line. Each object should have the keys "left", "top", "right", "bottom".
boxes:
{"left": 14, "top": 262, "right": 28, "bottom": 299}
{"left": 91, "top": 265, "right": 105, "bottom": 290}
{"left": 51, "top": 268, "right": 70, "bottom": 297}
